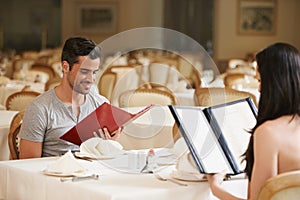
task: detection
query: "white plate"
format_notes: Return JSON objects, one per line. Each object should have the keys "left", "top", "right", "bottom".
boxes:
{"left": 42, "top": 169, "right": 88, "bottom": 177}
{"left": 171, "top": 170, "right": 207, "bottom": 182}
{"left": 74, "top": 152, "right": 115, "bottom": 160}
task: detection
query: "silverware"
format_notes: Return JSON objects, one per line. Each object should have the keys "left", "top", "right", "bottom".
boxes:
{"left": 154, "top": 173, "right": 188, "bottom": 186}
{"left": 140, "top": 160, "right": 148, "bottom": 173}
{"left": 60, "top": 174, "right": 99, "bottom": 182}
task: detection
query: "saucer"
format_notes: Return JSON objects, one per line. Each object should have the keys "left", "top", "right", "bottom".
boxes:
{"left": 74, "top": 152, "right": 115, "bottom": 160}
{"left": 42, "top": 169, "right": 87, "bottom": 177}
{"left": 171, "top": 170, "right": 207, "bottom": 182}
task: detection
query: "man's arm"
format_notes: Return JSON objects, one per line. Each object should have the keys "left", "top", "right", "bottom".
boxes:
{"left": 19, "top": 139, "right": 43, "bottom": 159}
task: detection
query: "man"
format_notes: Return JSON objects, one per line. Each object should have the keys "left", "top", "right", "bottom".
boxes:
{"left": 19, "top": 37, "right": 120, "bottom": 158}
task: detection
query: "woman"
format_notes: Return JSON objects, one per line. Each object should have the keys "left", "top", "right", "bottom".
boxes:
{"left": 208, "top": 43, "right": 300, "bottom": 200}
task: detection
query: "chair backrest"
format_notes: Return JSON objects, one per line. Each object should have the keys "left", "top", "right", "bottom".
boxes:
{"left": 6, "top": 91, "right": 40, "bottom": 111}
{"left": 224, "top": 73, "right": 259, "bottom": 89}
{"left": 228, "top": 58, "right": 248, "bottom": 69}
{"left": 98, "top": 71, "right": 117, "bottom": 101}
{"left": 194, "top": 87, "right": 257, "bottom": 107}
{"left": 8, "top": 111, "right": 25, "bottom": 160}
{"left": 119, "top": 88, "right": 178, "bottom": 108}
{"left": 138, "top": 82, "right": 174, "bottom": 93}
{"left": 98, "top": 64, "right": 141, "bottom": 104}
{"left": 12, "top": 58, "right": 35, "bottom": 72}
{"left": 30, "top": 63, "right": 56, "bottom": 81}
{"left": 177, "top": 57, "right": 202, "bottom": 88}
{"left": 148, "top": 62, "right": 171, "bottom": 86}
{"left": 45, "top": 77, "right": 61, "bottom": 91}
{"left": 257, "top": 170, "right": 300, "bottom": 200}
{"left": 51, "top": 61, "right": 63, "bottom": 78}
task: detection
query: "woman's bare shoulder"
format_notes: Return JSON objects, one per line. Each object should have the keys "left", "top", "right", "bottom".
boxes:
{"left": 255, "top": 115, "right": 297, "bottom": 137}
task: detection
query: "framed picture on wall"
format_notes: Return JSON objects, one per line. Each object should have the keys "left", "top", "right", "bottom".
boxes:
{"left": 76, "top": 2, "right": 118, "bottom": 34}
{"left": 237, "top": 0, "right": 277, "bottom": 35}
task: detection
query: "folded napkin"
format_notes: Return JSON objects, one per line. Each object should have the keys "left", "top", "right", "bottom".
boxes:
{"left": 174, "top": 151, "right": 205, "bottom": 181}
{"left": 80, "top": 137, "right": 124, "bottom": 157}
{"left": 45, "top": 151, "right": 85, "bottom": 174}
{"left": 171, "top": 137, "right": 188, "bottom": 157}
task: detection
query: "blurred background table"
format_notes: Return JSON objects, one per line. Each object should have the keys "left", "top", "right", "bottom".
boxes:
{"left": 0, "top": 80, "right": 44, "bottom": 107}
{"left": 0, "top": 110, "right": 18, "bottom": 160}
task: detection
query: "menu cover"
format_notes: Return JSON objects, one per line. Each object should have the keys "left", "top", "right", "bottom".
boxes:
{"left": 168, "top": 98, "right": 257, "bottom": 175}
{"left": 60, "top": 102, "right": 154, "bottom": 146}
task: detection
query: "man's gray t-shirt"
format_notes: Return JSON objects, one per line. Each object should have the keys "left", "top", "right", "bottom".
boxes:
{"left": 19, "top": 89, "right": 109, "bottom": 157}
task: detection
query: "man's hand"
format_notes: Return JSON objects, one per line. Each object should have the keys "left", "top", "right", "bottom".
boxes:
{"left": 95, "top": 127, "right": 122, "bottom": 140}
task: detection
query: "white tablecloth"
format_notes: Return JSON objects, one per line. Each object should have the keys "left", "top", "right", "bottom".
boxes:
{"left": 0, "top": 156, "right": 248, "bottom": 200}
{"left": 0, "top": 80, "right": 45, "bottom": 107}
{"left": 0, "top": 110, "right": 18, "bottom": 160}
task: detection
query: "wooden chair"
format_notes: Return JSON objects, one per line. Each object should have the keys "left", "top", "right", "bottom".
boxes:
{"left": 224, "top": 73, "right": 259, "bottom": 89}
{"left": 30, "top": 63, "right": 56, "bottom": 81}
{"left": 45, "top": 77, "right": 61, "bottom": 91}
{"left": 12, "top": 58, "right": 35, "bottom": 72}
{"left": 148, "top": 62, "right": 190, "bottom": 90}
{"left": 6, "top": 91, "right": 40, "bottom": 111}
{"left": 228, "top": 58, "right": 248, "bottom": 69}
{"left": 257, "top": 170, "right": 300, "bottom": 200}
{"left": 138, "top": 82, "right": 174, "bottom": 93}
{"left": 118, "top": 85, "right": 179, "bottom": 149}
{"left": 99, "top": 64, "right": 142, "bottom": 103}
{"left": 177, "top": 57, "right": 202, "bottom": 88}
{"left": 148, "top": 62, "right": 171, "bottom": 86}
{"left": 98, "top": 70, "right": 117, "bottom": 101}
{"left": 8, "top": 111, "right": 25, "bottom": 160}
{"left": 22, "top": 50, "right": 39, "bottom": 60}
{"left": 119, "top": 87, "right": 178, "bottom": 108}
{"left": 194, "top": 87, "right": 257, "bottom": 107}
{"left": 51, "top": 61, "right": 63, "bottom": 78}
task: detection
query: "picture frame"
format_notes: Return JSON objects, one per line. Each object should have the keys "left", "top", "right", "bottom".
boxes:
{"left": 237, "top": 0, "right": 277, "bottom": 35}
{"left": 76, "top": 2, "right": 118, "bottom": 34}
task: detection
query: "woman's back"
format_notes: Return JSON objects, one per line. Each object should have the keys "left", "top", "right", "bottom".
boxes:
{"left": 256, "top": 115, "right": 300, "bottom": 174}
{"left": 274, "top": 115, "right": 300, "bottom": 173}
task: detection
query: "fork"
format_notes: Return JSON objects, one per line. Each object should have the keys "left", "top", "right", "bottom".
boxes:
{"left": 154, "top": 173, "right": 188, "bottom": 186}
{"left": 60, "top": 174, "right": 99, "bottom": 182}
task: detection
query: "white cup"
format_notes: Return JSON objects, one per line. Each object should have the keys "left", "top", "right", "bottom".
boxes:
{"left": 127, "top": 151, "right": 147, "bottom": 171}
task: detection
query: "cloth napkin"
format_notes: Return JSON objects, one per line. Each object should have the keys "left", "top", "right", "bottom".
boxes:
{"left": 172, "top": 138, "right": 206, "bottom": 180}
{"left": 45, "top": 150, "right": 85, "bottom": 174}
{"left": 171, "top": 137, "right": 188, "bottom": 157}
{"left": 80, "top": 137, "right": 124, "bottom": 156}
{"left": 174, "top": 151, "right": 206, "bottom": 181}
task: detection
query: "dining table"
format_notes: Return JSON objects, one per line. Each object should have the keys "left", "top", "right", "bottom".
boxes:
{"left": 0, "top": 149, "right": 248, "bottom": 200}
{"left": 173, "top": 73, "right": 260, "bottom": 107}
{"left": 0, "top": 80, "right": 45, "bottom": 107}
{"left": 0, "top": 110, "right": 18, "bottom": 161}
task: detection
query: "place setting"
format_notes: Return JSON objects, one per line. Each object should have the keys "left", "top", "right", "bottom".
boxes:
{"left": 42, "top": 150, "right": 100, "bottom": 182}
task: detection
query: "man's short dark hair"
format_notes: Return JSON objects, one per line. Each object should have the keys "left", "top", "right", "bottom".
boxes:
{"left": 61, "top": 37, "right": 101, "bottom": 69}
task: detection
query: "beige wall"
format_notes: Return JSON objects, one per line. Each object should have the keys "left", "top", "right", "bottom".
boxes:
{"left": 214, "top": 0, "right": 300, "bottom": 61}
{"left": 62, "top": 0, "right": 163, "bottom": 44}
{"left": 62, "top": 0, "right": 300, "bottom": 62}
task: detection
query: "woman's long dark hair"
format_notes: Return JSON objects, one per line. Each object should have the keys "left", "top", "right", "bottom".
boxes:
{"left": 243, "top": 43, "right": 300, "bottom": 180}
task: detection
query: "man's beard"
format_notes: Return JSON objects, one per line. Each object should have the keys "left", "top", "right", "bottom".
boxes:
{"left": 68, "top": 79, "right": 90, "bottom": 95}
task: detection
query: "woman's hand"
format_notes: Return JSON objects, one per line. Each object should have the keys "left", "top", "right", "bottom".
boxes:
{"left": 207, "top": 171, "right": 227, "bottom": 188}
{"left": 207, "top": 171, "right": 243, "bottom": 200}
